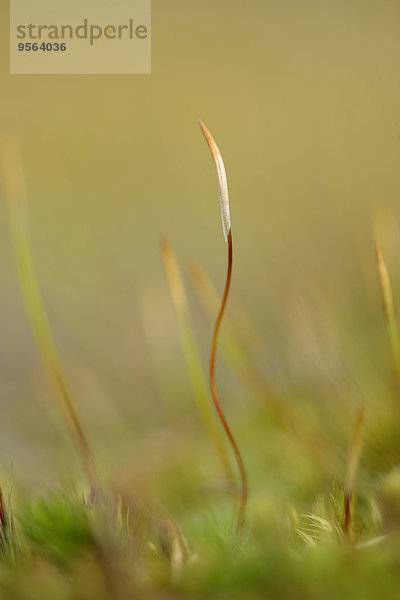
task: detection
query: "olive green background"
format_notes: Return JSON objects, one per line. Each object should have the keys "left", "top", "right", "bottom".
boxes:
{"left": 0, "top": 0, "right": 400, "bottom": 494}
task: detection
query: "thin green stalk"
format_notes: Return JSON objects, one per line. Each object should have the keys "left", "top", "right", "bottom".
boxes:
{"left": 343, "top": 405, "right": 365, "bottom": 538}
{"left": 1, "top": 135, "right": 97, "bottom": 489}
{"left": 375, "top": 244, "right": 400, "bottom": 383}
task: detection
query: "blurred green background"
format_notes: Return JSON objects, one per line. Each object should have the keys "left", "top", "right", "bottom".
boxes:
{"left": 1, "top": 0, "right": 400, "bottom": 518}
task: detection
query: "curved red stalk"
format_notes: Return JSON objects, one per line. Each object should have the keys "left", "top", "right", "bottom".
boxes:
{"left": 209, "top": 229, "right": 248, "bottom": 532}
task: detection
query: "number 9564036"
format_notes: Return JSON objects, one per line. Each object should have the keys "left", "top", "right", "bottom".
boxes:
{"left": 18, "top": 42, "right": 67, "bottom": 51}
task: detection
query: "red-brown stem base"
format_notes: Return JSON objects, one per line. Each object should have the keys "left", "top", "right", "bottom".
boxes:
{"left": 344, "top": 492, "right": 351, "bottom": 538}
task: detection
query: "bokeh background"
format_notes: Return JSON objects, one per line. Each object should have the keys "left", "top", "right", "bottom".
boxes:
{"left": 1, "top": 0, "right": 400, "bottom": 520}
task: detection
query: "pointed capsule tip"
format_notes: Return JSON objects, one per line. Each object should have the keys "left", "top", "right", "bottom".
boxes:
{"left": 199, "top": 121, "right": 231, "bottom": 242}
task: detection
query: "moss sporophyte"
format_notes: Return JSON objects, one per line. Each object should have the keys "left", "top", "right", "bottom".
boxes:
{"left": 199, "top": 120, "right": 248, "bottom": 532}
